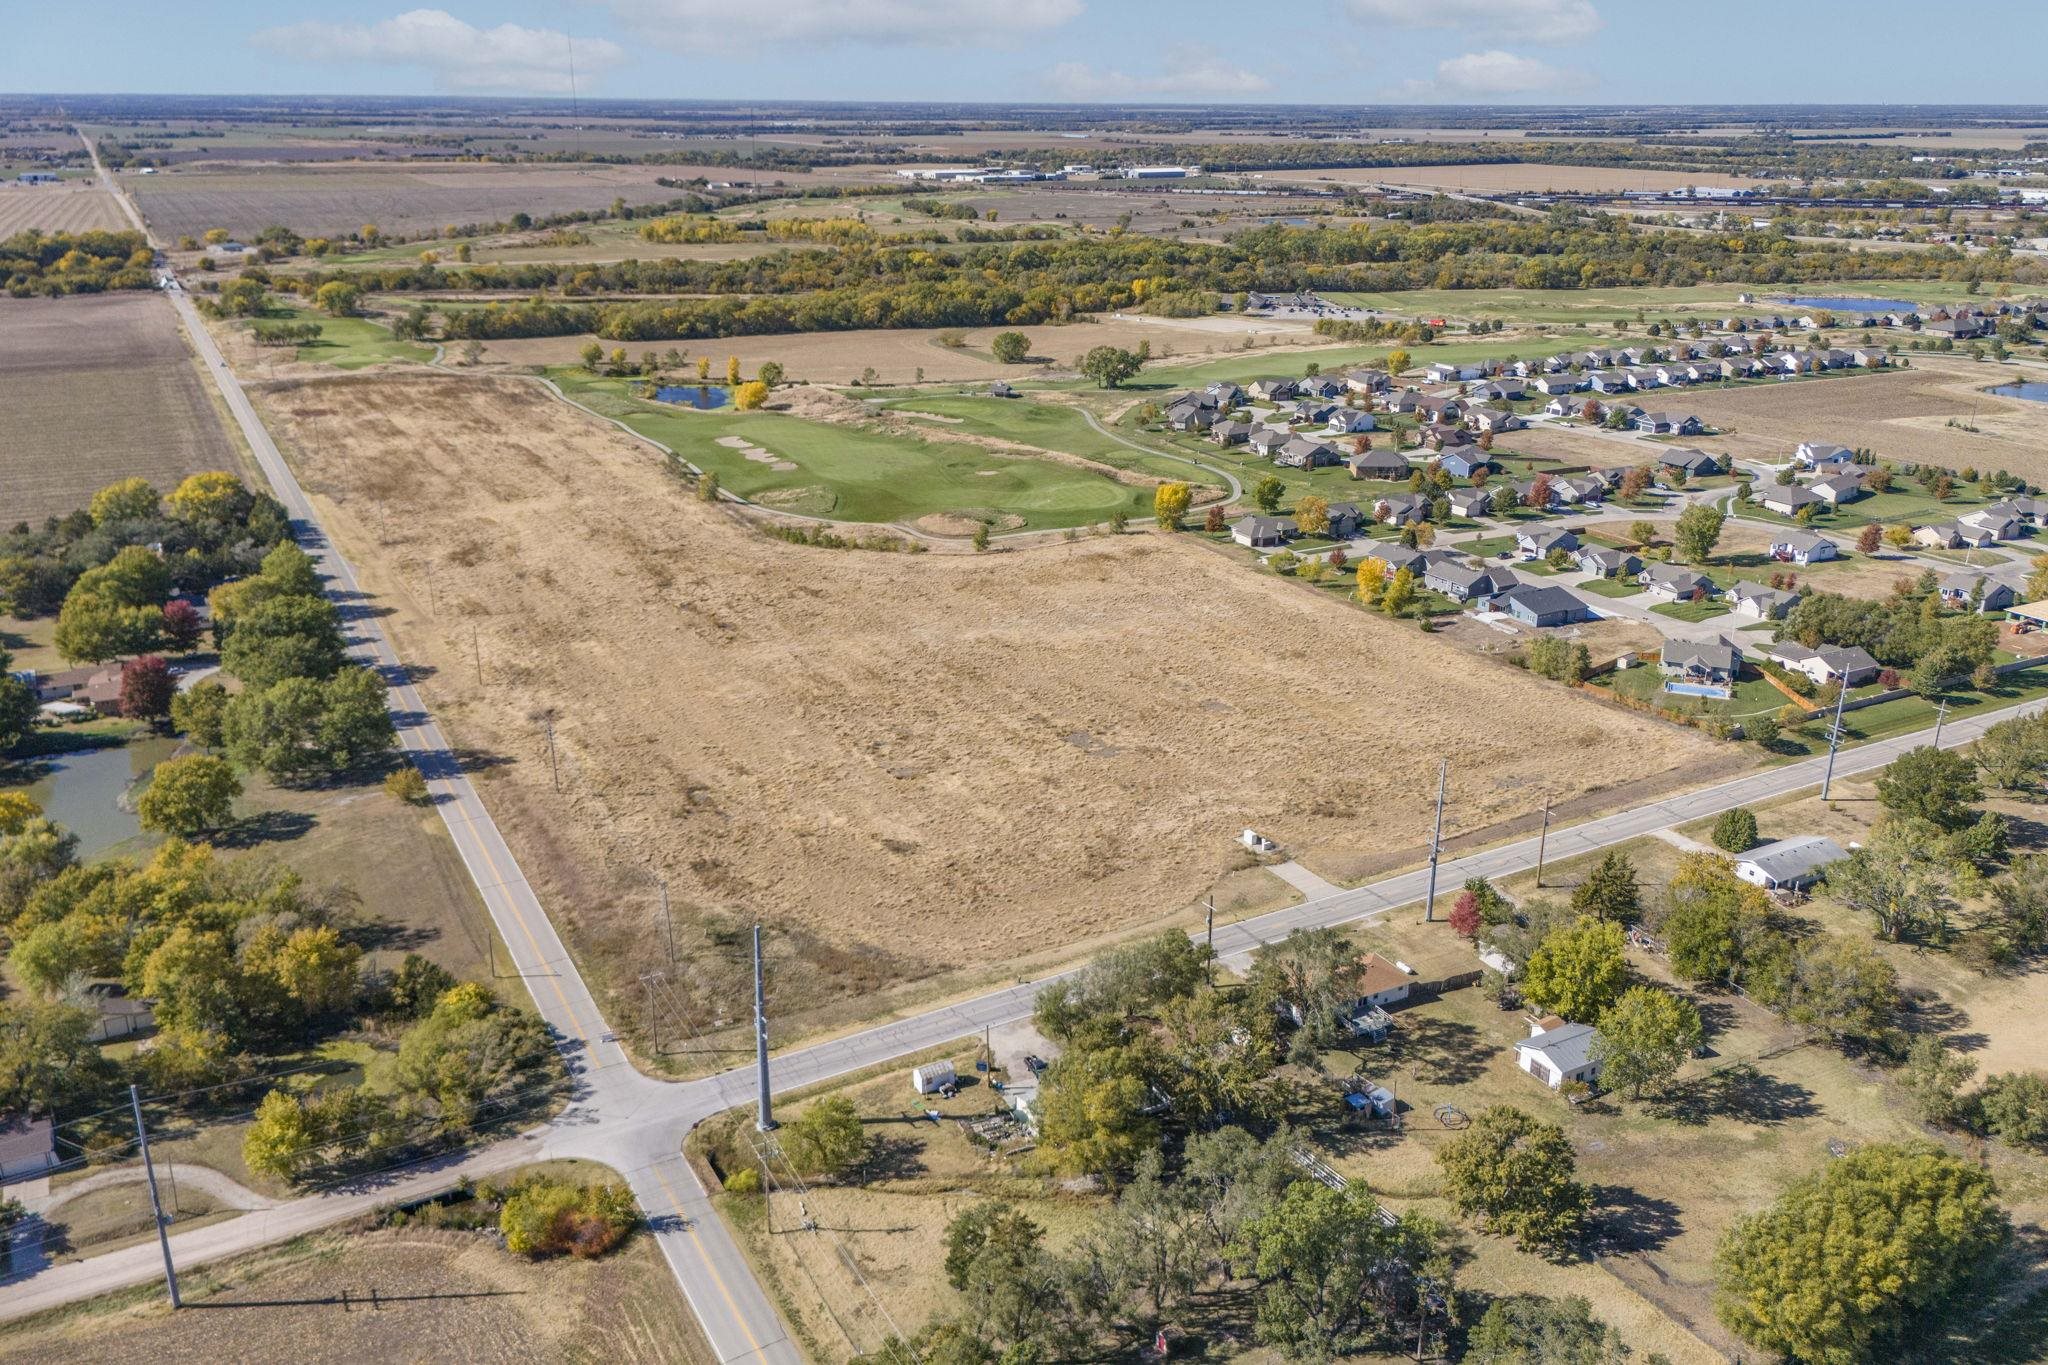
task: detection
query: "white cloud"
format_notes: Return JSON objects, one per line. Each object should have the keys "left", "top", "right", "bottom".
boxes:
{"left": 252, "top": 10, "right": 623, "bottom": 93}
{"left": 1346, "top": 0, "right": 1602, "bottom": 44}
{"left": 1391, "top": 49, "right": 1576, "bottom": 100}
{"left": 595, "top": 0, "right": 1083, "bottom": 52}
{"left": 1046, "top": 48, "right": 1271, "bottom": 101}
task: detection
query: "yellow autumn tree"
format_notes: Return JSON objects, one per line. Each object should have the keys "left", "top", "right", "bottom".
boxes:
{"left": 733, "top": 381, "right": 769, "bottom": 411}
{"left": 726, "top": 355, "right": 742, "bottom": 387}
{"left": 1153, "top": 481, "right": 1192, "bottom": 529}
{"left": 1355, "top": 556, "right": 1388, "bottom": 602}
{"left": 1295, "top": 495, "right": 1331, "bottom": 537}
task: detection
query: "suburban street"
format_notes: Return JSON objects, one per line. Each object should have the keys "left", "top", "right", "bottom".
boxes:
{"left": 25, "top": 133, "right": 2042, "bottom": 1359}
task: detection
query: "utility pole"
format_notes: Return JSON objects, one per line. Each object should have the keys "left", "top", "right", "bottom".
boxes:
{"left": 1204, "top": 895, "right": 1217, "bottom": 987}
{"left": 753, "top": 924, "right": 775, "bottom": 1132}
{"left": 544, "top": 720, "right": 560, "bottom": 792}
{"left": 1535, "top": 795, "right": 1552, "bottom": 889}
{"left": 1932, "top": 698, "right": 1949, "bottom": 749}
{"left": 473, "top": 625, "right": 483, "bottom": 686}
{"left": 1819, "top": 681, "right": 1850, "bottom": 800}
{"left": 130, "top": 1085, "right": 180, "bottom": 1309}
{"left": 1422, "top": 759, "right": 1447, "bottom": 922}
{"left": 658, "top": 875, "right": 676, "bottom": 975}
{"left": 423, "top": 559, "right": 435, "bottom": 616}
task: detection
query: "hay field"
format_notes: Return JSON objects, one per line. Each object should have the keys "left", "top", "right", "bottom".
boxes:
{"left": 254, "top": 371, "right": 1721, "bottom": 1038}
{"left": 125, "top": 161, "right": 793, "bottom": 241}
{"left": 0, "top": 181, "right": 127, "bottom": 234}
{"left": 1275, "top": 164, "right": 1765, "bottom": 194}
{"left": 478, "top": 314, "right": 1315, "bottom": 385}
{"left": 0, "top": 1224, "right": 712, "bottom": 1364}
{"left": 0, "top": 294, "right": 243, "bottom": 524}
{"left": 1677, "top": 361, "right": 2048, "bottom": 476}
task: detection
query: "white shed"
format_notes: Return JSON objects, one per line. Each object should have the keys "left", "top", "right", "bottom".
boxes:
{"left": 911, "top": 1060, "right": 957, "bottom": 1095}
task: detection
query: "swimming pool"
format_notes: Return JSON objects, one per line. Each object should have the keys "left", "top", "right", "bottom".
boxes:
{"left": 1663, "top": 681, "right": 1732, "bottom": 700}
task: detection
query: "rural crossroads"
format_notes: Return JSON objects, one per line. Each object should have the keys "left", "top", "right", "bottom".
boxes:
{"left": 28, "top": 138, "right": 2048, "bottom": 1361}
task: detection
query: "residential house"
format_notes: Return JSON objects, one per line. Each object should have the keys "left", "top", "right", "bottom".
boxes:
{"left": 1587, "top": 370, "right": 1631, "bottom": 393}
{"left": 1764, "top": 641, "right": 1880, "bottom": 687}
{"left": 1516, "top": 1019, "right": 1602, "bottom": 1090}
{"left": 1446, "top": 486, "right": 1493, "bottom": 518}
{"left": 1560, "top": 475, "right": 1607, "bottom": 505}
{"left": 2012, "top": 497, "right": 2048, "bottom": 525}
{"left": 1850, "top": 348, "right": 1890, "bottom": 368}
{"left": 1210, "top": 419, "right": 1254, "bottom": 446}
{"left": 1770, "top": 528, "right": 1839, "bottom": 564}
{"left": 1165, "top": 401, "right": 1216, "bottom": 433}
{"left": 1352, "top": 954, "right": 1415, "bottom": 1011}
{"left": 1623, "top": 367, "right": 1665, "bottom": 391}
{"left": 1545, "top": 395, "right": 1593, "bottom": 418}
{"left": 1289, "top": 400, "right": 1340, "bottom": 425}
{"left": 1638, "top": 565, "right": 1718, "bottom": 601}
{"left": 1374, "top": 493, "right": 1430, "bottom": 526}
{"left": 1427, "top": 360, "right": 1486, "bottom": 383}
{"left": 1913, "top": 522, "right": 1965, "bottom": 550}
{"left": 0, "top": 1115, "right": 56, "bottom": 1185}
{"left": 1532, "top": 374, "right": 1585, "bottom": 396}
{"left": 1342, "top": 369, "right": 1392, "bottom": 396}
{"left": 1404, "top": 393, "right": 1463, "bottom": 424}
{"left": 1959, "top": 506, "right": 2022, "bottom": 542}
{"left": 1423, "top": 423, "right": 1475, "bottom": 452}
{"left": 1662, "top": 636, "right": 1743, "bottom": 684}
{"left": 1205, "top": 381, "right": 1246, "bottom": 407}
{"left": 1246, "top": 377, "right": 1299, "bottom": 403}
{"left": 1726, "top": 580, "right": 1800, "bottom": 619}
{"left": 1938, "top": 573, "right": 2017, "bottom": 613}
{"left": 1275, "top": 435, "right": 1341, "bottom": 470}
{"left": 1509, "top": 478, "right": 1559, "bottom": 512}
{"left": 1658, "top": 447, "right": 1724, "bottom": 477}
{"left": 1683, "top": 361, "right": 1724, "bottom": 384}
{"left": 1324, "top": 502, "right": 1368, "bottom": 539}
{"left": 1576, "top": 546, "right": 1642, "bottom": 578}
{"left": 1473, "top": 378, "right": 1528, "bottom": 402}
{"left": 1231, "top": 516, "right": 1294, "bottom": 549}
{"left": 1436, "top": 449, "right": 1493, "bottom": 480}
{"left": 1495, "top": 583, "right": 1593, "bottom": 627}
{"left": 1468, "top": 405, "right": 1520, "bottom": 434}
{"left": 1247, "top": 427, "right": 1290, "bottom": 459}
{"left": 1758, "top": 483, "right": 1824, "bottom": 517}
{"left": 1327, "top": 408, "right": 1378, "bottom": 435}
{"left": 1810, "top": 472, "right": 1867, "bottom": 506}
{"left": 1426, "top": 561, "right": 1518, "bottom": 602}
{"left": 1300, "top": 376, "right": 1347, "bottom": 400}
{"left": 1515, "top": 527, "right": 1579, "bottom": 560}
{"left": 1636, "top": 411, "right": 1704, "bottom": 436}
{"left": 1348, "top": 449, "right": 1410, "bottom": 480}
{"left": 1735, "top": 836, "right": 1850, "bottom": 892}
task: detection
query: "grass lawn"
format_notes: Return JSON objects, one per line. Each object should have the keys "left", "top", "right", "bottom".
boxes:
{"left": 1038, "top": 333, "right": 1612, "bottom": 395}
{"left": 884, "top": 395, "right": 1228, "bottom": 488}
{"left": 1598, "top": 664, "right": 1788, "bottom": 719}
{"left": 1741, "top": 485, "right": 1991, "bottom": 531}
{"left": 1579, "top": 575, "right": 1648, "bottom": 598}
{"left": 550, "top": 369, "right": 1152, "bottom": 531}
{"left": 1650, "top": 599, "right": 1732, "bottom": 623}
{"left": 253, "top": 306, "right": 433, "bottom": 370}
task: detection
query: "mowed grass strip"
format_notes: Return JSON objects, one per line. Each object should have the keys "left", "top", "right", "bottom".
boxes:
{"left": 552, "top": 371, "right": 1150, "bottom": 531}
{"left": 272, "top": 306, "right": 434, "bottom": 370}
{"left": 884, "top": 395, "right": 1227, "bottom": 487}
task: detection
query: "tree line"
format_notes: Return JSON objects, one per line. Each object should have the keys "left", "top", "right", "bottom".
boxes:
{"left": 1, "top": 229, "right": 155, "bottom": 296}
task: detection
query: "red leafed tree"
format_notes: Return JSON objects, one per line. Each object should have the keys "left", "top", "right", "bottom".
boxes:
{"left": 161, "top": 599, "right": 204, "bottom": 652}
{"left": 1580, "top": 400, "right": 1601, "bottom": 422}
{"left": 1857, "top": 524, "right": 1882, "bottom": 554}
{"left": 1448, "top": 891, "right": 1482, "bottom": 939}
{"left": 1527, "top": 474, "right": 1552, "bottom": 509}
{"left": 120, "top": 655, "right": 177, "bottom": 723}
{"left": 1329, "top": 546, "right": 1348, "bottom": 571}
{"left": 1690, "top": 585, "right": 1708, "bottom": 604}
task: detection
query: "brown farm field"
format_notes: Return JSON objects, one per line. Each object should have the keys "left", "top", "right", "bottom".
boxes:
{"left": 0, "top": 182, "right": 127, "bottom": 234}
{"left": 0, "top": 1219, "right": 714, "bottom": 1364}
{"left": 475, "top": 314, "right": 1319, "bottom": 384}
{"left": 122, "top": 161, "right": 854, "bottom": 241}
{"left": 0, "top": 294, "right": 245, "bottom": 524}
{"left": 1272, "top": 164, "right": 1766, "bottom": 194}
{"left": 251, "top": 370, "right": 1725, "bottom": 1052}
{"left": 1678, "top": 360, "right": 2048, "bottom": 477}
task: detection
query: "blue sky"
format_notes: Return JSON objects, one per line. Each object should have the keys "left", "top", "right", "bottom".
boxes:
{"left": 5, "top": 1, "right": 2047, "bottom": 106}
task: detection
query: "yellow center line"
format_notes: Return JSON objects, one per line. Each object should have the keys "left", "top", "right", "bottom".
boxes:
{"left": 448, "top": 796, "right": 593, "bottom": 1051}
{"left": 651, "top": 1162, "right": 770, "bottom": 1361}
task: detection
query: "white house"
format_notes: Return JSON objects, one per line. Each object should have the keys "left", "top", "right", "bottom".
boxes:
{"left": 1352, "top": 953, "right": 1414, "bottom": 1011}
{"left": 1515, "top": 1018, "right": 1602, "bottom": 1090}
{"left": 0, "top": 1115, "right": 55, "bottom": 1185}
{"left": 1770, "top": 529, "right": 1839, "bottom": 565}
{"left": 1794, "top": 441, "right": 1855, "bottom": 470}
{"left": 1735, "top": 836, "right": 1849, "bottom": 891}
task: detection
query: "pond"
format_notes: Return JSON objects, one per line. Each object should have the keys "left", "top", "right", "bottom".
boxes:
{"left": 653, "top": 384, "right": 730, "bottom": 410}
{"left": 1987, "top": 381, "right": 2048, "bottom": 404}
{"left": 18, "top": 735, "right": 180, "bottom": 860}
{"left": 1779, "top": 296, "right": 1918, "bottom": 314}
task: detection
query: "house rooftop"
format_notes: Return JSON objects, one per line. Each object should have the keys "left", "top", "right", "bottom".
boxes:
{"left": 1357, "top": 953, "right": 1410, "bottom": 999}
{"left": 1518, "top": 1021, "right": 1600, "bottom": 1073}
{"left": 1739, "top": 836, "right": 1849, "bottom": 884}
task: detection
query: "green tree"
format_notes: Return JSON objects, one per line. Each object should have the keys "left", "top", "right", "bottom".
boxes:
{"left": 314, "top": 667, "right": 398, "bottom": 770}
{"left": 1080, "top": 345, "right": 1142, "bottom": 389}
{"left": 170, "top": 679, "right": 230, "bottom": 747}
{"left": 1466, "top": 1295, "right": 1627, "bottom": 1365}
{"left": 1974, "top": 712, "right": 2048, "bottom": 792}
{"left": 137, "top": 755, "right": 242, "bottom": 836}
{"left": 781, "top": 1096, "right": 871, "bottom": 1178}
{"left": 1592, "top": 986, "right": 1703, "bottom": 1100}
{"left": 0, "top": 1000, "right": 117, "bottom": 1118}
{"left": 1236, "top": 1179, "right": 1443, "bottom": 1360}
{"left": 1661, "top": 853, "right": 1771, "bottom": 984}
{"left": 88, "top": 477, "right": 160, "bottom": 526}
{"left": 1977, "top": 1072, "right": 2048, "bottom": 1147}
{"left": 1712, "top": 806, "right": 1759, "bottom": 852}
{"left": 313, "top": 280, "right": 360, "bottom": 316}
{"left": 990, "top": 331, "right": 1031, "bottom": 364}
{"left": 1436, "top": 1106, "right": 1591, "bottom": 1256}
{"left": 1876, "top": 746, "right": 1981, "bottom": 830}
{"left": 1247, "top": 927, "right": 1363, "bottom": 1064}
{"left": 1252, "top": 476, "right": 1285, "bottom": 513}
{"left": 1899, "top": 1034, "right": 1976, "bottom": 1127}
{"left": 220, "top": 594, "right": 346, "bottom": 690}
{"left": 1672, "top": 504, "right": 1725, "bottom": 563}
{"left": 1034, "top": 1042, "right": 1158, "bottom": 1181}
{"left": 1776, "top": 935, "right": 1899, "bottom": 1046}
{"left": 1569, "top": 850, "right": 1640, "bottom": 924}
{"left": 387, "top": 953, "right": 457, "bottom": 1018}
{"left": 1826, "top": 818, "right": 1957, "bottom": 942}
{"left": 223, "top": 677, "right": 328, "bottom": 780}
{"left": 757, "top": 361, "right": 785, "bottom": 388}
{"left": 1519, "top": 917, "right": 1627, "bottom": 1022}
{"left": 1715, "top": 1144, "right": 2009, "bottom": 1365}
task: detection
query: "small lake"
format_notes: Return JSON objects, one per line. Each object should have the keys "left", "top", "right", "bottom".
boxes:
{"left": 20, "top": 735, "right": 179, "bottom": 860}
{"left": 1988, "top": 381, "right": 2048, "bottom": 404}
{"left": 1780, "top": 296, "right": 1917, "bottom": 314}
{"left": 654, "top": 384, "right": 730, "bottom": 410}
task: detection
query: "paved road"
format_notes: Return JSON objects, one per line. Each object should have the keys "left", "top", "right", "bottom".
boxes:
{"left": 34, "top": 134, "right": 2047, "bottom": 1357}
{"left": 1077, "top": 407, "right": 1245, "bottom": 501}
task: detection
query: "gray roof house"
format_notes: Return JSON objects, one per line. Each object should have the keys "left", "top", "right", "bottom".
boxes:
{"left": 1758, "top": 483, "right": 1824, "bottom": 516}
{"left": 1794, "top": 441, "right": 1855, "bottom": 470}
{"left": 1735, "top": 836, "right": 1850, "bottom": 891}
{"left": 1324, "top": 501, "right": 1367, "bottom": 539}
{"left": 1662, "top": 636, "right": 1743, "bottom": 683}
{"left": 1639, "top": 564, "right": 1718, "bottom": 600}
{"left": 1636, "top": 411, "right": 1704, "bottom": 436}
{"left": 1810, "top": 472, "right": 1867, "bottom": 506}
{"left": 1374, "top": 493, "right": 1430, "bottom": 526}
{"left": 1658, "top": 447, "right": 1723, "bottom": 475}
{"left": 1516, "top": 1020, "right": 1601, "bottom": 1089}
{"left": 1576, "top": 546, "right": 1642, "bottom": 578}
{"left": 1327, "top": 408, "right": 1378, "bottom": 435}
{"left": 1726, "top": 580, "right": 1800, "bottom": 619}
{"left": 1248, "top": 427, "right": 1290, "bottom": 458}
{"left": 1447, "top": 486, "right": 1494, "bottom": 518}
{"left": 1515, "top": 527, "right": 1580, "bottom": 560}
{"left": 1770, "top": 528, "right": 1839, "bottom": 564}
{"left": 1764, "top": 641, "right": 1880, "bottom": 686}
{"left": 1231, "top": 515, "right": 1294, "bottom": 549}
{"left": 1276, "top": 435, "right": 1341, "bottom": 469}
{"left": 0, "top": 1114, "right": 56, "bottom": 1184}
{"left": 1347, "top": 449, "right": 1411, "bottom": 481}
{"left": 1939, "top": 573, "right": 2017, "bottom": 613}
{"left": 1436, "top": 450, "right": 1494, "bottom": 480}
{"left": 1427, "top": 562, "right": 1518, "bottom": 602}
{"left": 1495, "top": 583, "right": 1594, "bottom": 628}
{"left": 1211, "top": 419, "right": 1254, "bottom": 446}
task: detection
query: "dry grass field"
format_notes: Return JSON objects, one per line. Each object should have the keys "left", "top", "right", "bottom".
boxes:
{"left": 1272, "top": 164, "right": 1765, "bottom": 194}
{"left": 252, "top": 371, "right": 1722, "bottom": 1046}
{"left": 0, "top": 182, "right": 127, "bottom": 234}
{"left": 477, "top": 314, "right": 1318, "bottom": 385}
{"left": 1679, "top": 360, "right": 2048, "bottom": 476}
{"left": 0, "top": 1223, "right": 714, "bottom": 1364}
{"left": 0, "top": 294, "right": 244, "bottom": 524}
{"left": 124, "top": 161, "right": 831, "bottom": 241}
